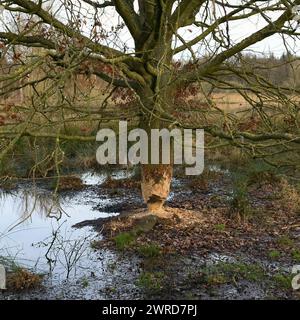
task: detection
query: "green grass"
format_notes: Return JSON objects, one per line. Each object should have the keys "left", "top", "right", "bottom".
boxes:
{"left": 277, "top": 235, "right": 294, "bottom": 247}
{"left": 268, "top": 250, "right": 281, "bottom": 260}
{"left": 137, "top": 244, "right": 161, "bottom": 258}
{"left": 81, "top": 277, "right": 89, "bottom": 288}
{"left": 195, "top": 261, "right": 294, "bottom": 292}
{"left": 292, "top": 249, "right": 300, "bottom": 262}
{"left": 114, "top": 232, "right": 136, "bottom": 250}
{"left": 136, "top": 272, "right": 164, "bottom": 292}
{"left": 272, "top": 273, "right": 293, "bottom": 290}
{"left": 215, "top": 224, "right": 226, "bottom": 232}
{"left": 198, "top": 262, "right": 266, "bottom": 285}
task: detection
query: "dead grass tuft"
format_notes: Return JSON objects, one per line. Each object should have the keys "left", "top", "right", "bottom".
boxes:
{"left": 7, "top": 268, "right": 43, "bottom": 291}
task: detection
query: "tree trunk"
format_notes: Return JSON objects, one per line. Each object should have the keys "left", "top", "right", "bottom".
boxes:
{"left": 141, "top": 164, "right": 173, "bottom": 213}
{"left": 137, "top": 81, "right": 174, "bottom": 213}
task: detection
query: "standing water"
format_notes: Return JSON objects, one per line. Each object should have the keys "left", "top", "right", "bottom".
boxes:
{"left": 0, "top": 171, "right": 141, "bottom": 299}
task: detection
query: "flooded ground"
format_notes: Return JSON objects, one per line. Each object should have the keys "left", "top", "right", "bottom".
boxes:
{"left": 0, "top": 170, "right": 142, "bottom": 299}
{"left": 0, "top": 168, "right": 299, "bottom": 300}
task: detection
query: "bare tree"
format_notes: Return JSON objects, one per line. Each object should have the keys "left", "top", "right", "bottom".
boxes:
{"left": 0, "top": 1, "right": 300, "bottom": 214}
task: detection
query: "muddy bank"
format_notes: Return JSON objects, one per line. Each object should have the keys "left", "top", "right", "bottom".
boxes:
{"left": 74, "top": 170, "right": 300, "bottom": 300}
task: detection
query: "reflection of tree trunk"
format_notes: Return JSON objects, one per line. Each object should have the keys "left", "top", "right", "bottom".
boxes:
{"left": 141, "top": 164, "right": 173, "bottom": 212}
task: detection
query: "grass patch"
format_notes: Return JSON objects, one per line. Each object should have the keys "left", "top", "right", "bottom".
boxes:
{"left": 81, "top": 277, "right": 89, "bottom": 288}
{"left": 268, "top": 250, "right": 281, "bottom": 260}
{"left": 114, "top": 232, "right": 136, "bottom": 250}
{"left": 197, "top": 262, "right": 266, "bottom": 285}
{"left": 137, "top": 244, "right": 161, "bottom": 258}
{"left": 205, "top": 273, "right": 228, "bottom": 285}
{"left": 272, "top": 273, "right": 293, "bottom": 290}
{"left": 215, "top": 224, "right": 226, "bottom": 232}
{"left": 136, "top": 271, "right": 164, "bottom": 292}
{"left": 277, "top": 235, "right": 294, "bottom": 247}
{"left": 292, "top": 249, "right": 300, "bottom": 262}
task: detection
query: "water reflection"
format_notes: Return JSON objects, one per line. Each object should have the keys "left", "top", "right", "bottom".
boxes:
{"left": 1, "top": 190, "right": 66, "bottom": 233}
{"left": 0, "top": 171, "right": 143, "bottom": 298}
{"left": 0, "top": 183, "right": 110, "bottom": 276}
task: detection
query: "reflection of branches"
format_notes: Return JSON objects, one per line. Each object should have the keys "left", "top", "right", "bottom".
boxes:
{"left": 36, "top": 222, "right": 95, "bottom": 279}
{"left": 1, "top": 189, "right": 67, "bottom": 233}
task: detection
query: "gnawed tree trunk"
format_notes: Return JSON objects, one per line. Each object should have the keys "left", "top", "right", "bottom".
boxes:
{"left": 138, "top": 90, "right": 174, "bottom": 213}
{"left": 141, "top": 163, "right": 173, "bottom": 213}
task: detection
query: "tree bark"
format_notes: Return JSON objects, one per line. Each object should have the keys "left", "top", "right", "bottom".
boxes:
{"left": 141, "top": 163, "right": 173, "bottom": 213}
{"left": 137, "top": 65, "right": 174, "bottom": 213}
{"left": 138, "top": 95, "right": 174, "bottom": 213}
